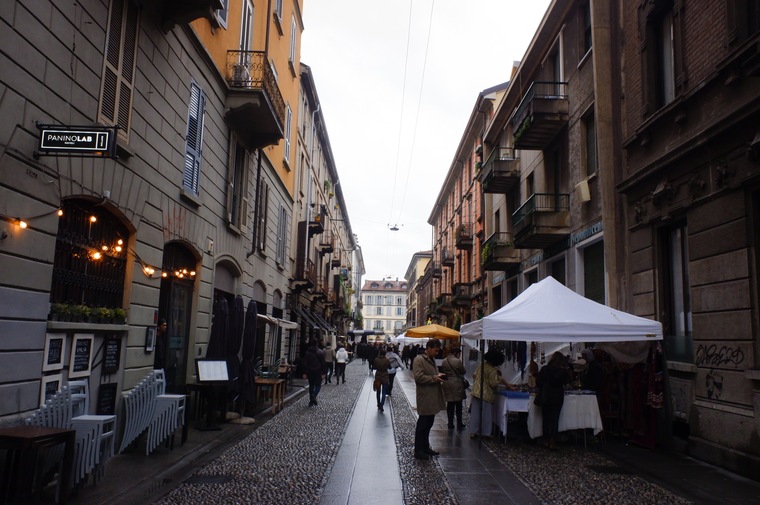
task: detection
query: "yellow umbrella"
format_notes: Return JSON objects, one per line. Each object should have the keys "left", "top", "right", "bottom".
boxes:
{"left": 405, "top": 324, "right": 460, "bottom": 339}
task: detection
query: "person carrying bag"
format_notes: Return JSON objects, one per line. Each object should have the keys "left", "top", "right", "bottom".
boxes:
{"left": 441, "top": 347, "right": 467, "bottom": 429}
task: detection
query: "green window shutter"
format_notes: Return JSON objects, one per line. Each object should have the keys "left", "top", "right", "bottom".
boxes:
{"left": 183, "top": 83, "right": 205, "bottom": 195}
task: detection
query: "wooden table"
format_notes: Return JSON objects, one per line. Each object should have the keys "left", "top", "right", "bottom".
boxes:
{"left": 0, "top": 425, "right": 76, "bottom": 504}
{"left": 255, "top": 378, "right": 286, "bottom": 414}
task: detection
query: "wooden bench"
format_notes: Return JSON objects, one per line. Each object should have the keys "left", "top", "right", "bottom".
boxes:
{"left": 118, "top": 369, "right": 186, "bottom": 456}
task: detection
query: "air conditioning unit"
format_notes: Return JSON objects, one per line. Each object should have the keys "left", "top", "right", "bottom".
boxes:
{"left": 231, "top": 63, "right": 249, "bottom": 87}
{"left": 575, "top": 179, "right": 591, "bottom": 203}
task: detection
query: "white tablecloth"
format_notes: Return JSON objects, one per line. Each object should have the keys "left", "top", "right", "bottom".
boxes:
{"left": 493, "top": 393, "right": 530, "bottom": 435}
{"left": 526, "top": 393, "right": 603, "bottom": 439}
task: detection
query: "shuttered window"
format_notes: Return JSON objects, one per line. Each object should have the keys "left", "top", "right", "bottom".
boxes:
{"left": 284, "top": 104, "right": 292, "bottom": 163}
{"left": 99, "top": 0, "right": 139, "bottom": 143}
{"left": 255, "top": 179, "right": 269, "bottom": 252}
{"left": 551, "top": 257, "right": 566, "bottom": 285}
{"left": 227, "top": 141, "right": 249, "bottom": 230}
{"left": 276, "top": 204, "right": 289, "bottom": 266}
{"left": 583, "top": 241, "right": 605, "bottom": 303}
{"left": 183, "top": 82, "right": 206, "bottom": 196}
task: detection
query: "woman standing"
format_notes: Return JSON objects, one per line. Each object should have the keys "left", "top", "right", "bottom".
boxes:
{"left": 537, "top": 351, "right": 571, "bottom": 450}
{"left": 373, "top": 349, "right": 391, "bottom": 412}
{"left": 470, "top": 349, "right": 512, "bottom": 440}
{"left": 441, "top": 347, "right": 467, "bottom": 429}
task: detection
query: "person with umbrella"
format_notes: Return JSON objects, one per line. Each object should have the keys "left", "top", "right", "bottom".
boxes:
{"left": 304, "top": 338, "right": 325, "bottom": 406}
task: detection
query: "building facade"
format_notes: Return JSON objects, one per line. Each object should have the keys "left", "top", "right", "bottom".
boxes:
{"left": 0, "top": 0, "right": 360, "bottom": 424}
{"left": 403, "top": 250, "right": 432, "bottom": 329}
{"left": 422, "top": 0, "right": 760, "bottom": 479}
{"left": 361, "top": 279, "right": 408, "bottom": 341}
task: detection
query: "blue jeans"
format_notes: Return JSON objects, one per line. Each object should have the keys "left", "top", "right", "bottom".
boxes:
{"left": 308, "top": 374, "right": 322, "bottom": 401}
{"left": 376, "top": 383, "right": 387, "bottom": 407}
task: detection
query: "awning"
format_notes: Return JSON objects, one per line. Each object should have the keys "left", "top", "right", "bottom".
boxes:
{"left": 293, "top": 307, "right": 319, "bottom": 330}
{"left": 257, "top": 313, "right": 298, "bottom": 330}
{"left": 309, "top": 310, "right": 336, "bottom": 332}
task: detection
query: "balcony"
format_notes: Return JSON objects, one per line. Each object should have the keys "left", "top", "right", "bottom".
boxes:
{"left": 436, "top": 293, "right": 454, "bottom": 313}
{"left": 225, "top": 50, "right": 286, "bottom": 150}
{"left": 441, "top": 247, "right": 455, "bottom": 267}
{"left": 481, "top": 232, "right": 520, "bottom": 271}
{"left": 331, "top": 252, "right": 342, "bottom": 268}
{"left": 293, "top": 257, "right": 316, "bottom": 289}
{"left": 455, "top": 223, "right": 474, "bottom": 250}
{"left": 479, "top": 147, "right": 520, "bottom": 193}
{"left": 423, "top": 261, "right": 442, "bottom": 280}
{"left": 158, "top": 0, "right": 223, "bottom": 31}
{"left": 511, "top": 81, "right": 569, "bottom": 150}
{"left": 512, "top": 193, "right": 571, "bottom": 249}
{"left": 309, "top": 205, "right": 328, "bottom": 237}
{"left": 318, "top": 230, "right": 334, "bottom": 255}
{"left": 452, "top": 282, "right": 475, "bottom": 307}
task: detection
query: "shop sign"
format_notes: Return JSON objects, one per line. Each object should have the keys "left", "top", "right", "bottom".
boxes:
{"left": 36, "top": 124, "right": 118, "bottom": 158}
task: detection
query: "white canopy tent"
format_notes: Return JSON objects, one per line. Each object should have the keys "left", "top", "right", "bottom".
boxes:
{"left": 460, "top": 276, "right": 662, "bottom": 345}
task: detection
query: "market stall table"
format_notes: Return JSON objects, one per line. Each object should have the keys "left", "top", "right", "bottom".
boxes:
{"left": 527, "top": 391, "right": 603, "bottom": 441}
{"left": 494, "top": 390, "right": 531, "bottom": 437}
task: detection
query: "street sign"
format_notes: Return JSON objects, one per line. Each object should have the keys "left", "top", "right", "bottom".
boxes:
{"left": 36, "top": 124, "right": 118, "bottom": 158}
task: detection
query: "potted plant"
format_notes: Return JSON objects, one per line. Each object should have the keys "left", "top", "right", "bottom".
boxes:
{"left": 113, "top": 308, "right": 127, "bottom": 324}
{"left": 97, "top": 307, "right": 114, "bottom": 323}
{"left": 72, "top": 304, "right": 91, "bottom": 322}
{"left": 49, "top": 303, "right": 67, "bottom": 321}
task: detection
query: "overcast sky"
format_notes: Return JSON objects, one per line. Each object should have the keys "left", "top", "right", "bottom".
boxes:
{"left": 300, "top": 1, "right": 552, "bottom": 282}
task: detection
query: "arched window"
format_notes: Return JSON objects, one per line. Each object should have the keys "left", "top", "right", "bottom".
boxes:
{"left": 50, "top": 199, "right": 128, "bottom": 308}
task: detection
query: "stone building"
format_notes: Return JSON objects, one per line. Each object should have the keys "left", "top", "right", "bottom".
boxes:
{"left": 0, "top": 0, "right": 359, "bottom": 423}
{"left": 403, "top": 250, "right": 431, "bottom": 329}
{"left": 361, "top": 279, "right": 408, "bottom": 341}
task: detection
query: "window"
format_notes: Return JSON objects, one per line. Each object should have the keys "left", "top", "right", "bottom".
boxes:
{"left": 183, "top": 82, "right": 206, "bottom": 196}
{"left": 727, "top": 0, "right": 760, "bottom": 46}
{"left": 551, "top": 257, "right": 566, "bottom": 285}
{"left": 254, "top": 178, "right": 269, "bottom": 253}
{"left": 289, "top": 15, "right": 297, "bottom": 64}
{"left": 581, "top": 1, "right": 592, "bottom": 55}
{"left": 365, "top": 295, "right": 372, "bottom": 305}
{"left": 240, "top": 0, "right": 253, "bottom": 51}
{"left": 376, "top": 307, "right": 382, "bottom": 316}
{"left": 215, "top": 0, "right": 229, "bottom": 29}
{"left": 227, "top": 141, "right": 249, "bottom": 230}
{"left": 396, "top": 307, "right": 403, "bottom": 316}
{"left": 583, "top": 111, "right": 597, "bottom": 177}
{"left": 641, "top": 1, "right": 683, "bottom": 114}
{"left": 50, "top": 199, "right": 128, "bottom": 308}
{"left": 98, "top": 0, "right": 139, "bottom": 143}
{"left": 583, "top": 241, "right": 605, "bottom": 304}
{"left": 661, "top": 222, "right": 692, "bottom": 363}
{"left": 396, "top": 296, "right": 403, "bottom": 305}
{"left": 275, "top": 204, "right": 289, "bottom": 265}
{"left": 284, "top": 104, "right": 292, "bottom": 163}
{"left": 274, "top": 0, "right": 283, "bottom": 20}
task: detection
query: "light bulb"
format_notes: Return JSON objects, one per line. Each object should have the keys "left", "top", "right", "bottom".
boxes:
{"left": 190, "top": 271, "right": 196, "bottom": 276}
{"left": 92, "top": 251, "right": 102, "bottom": 260}
{"left": 57, "top": 209, "right": 63, "bottom": 217}
{"left": 18, "top": 219, "right": 27, "bottom": 229}
{"left": 114, "top": 245, "right": 122, "bottom": 252}
{"left": 102, "top": 245, "right": 109, "bottom": 251}
{"left": 90, "top": 216, "right": 97, "bottom": 223}
{"left": 161, "top": 272, "right": 168, "bottom": 278}
{"left": 117, "top": 239, "right": 123, "bottom": 245}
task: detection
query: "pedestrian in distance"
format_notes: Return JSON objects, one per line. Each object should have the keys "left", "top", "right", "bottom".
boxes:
{"left": 441, "top": 347, "right": 467, "bottom": 429}
{"left": 470, "top": 348, "right": 513, "bottom": 440}
{"left": 366, "top": 343, "right": 379, "bottom": 375}
{"left": 385, "top": 345, "right": 403, "bottom": 396}
{"left": 323, "top": 341, "right": 335, "bottom": 384}
{"left": 305, "top": 338, "right": 325, "bottom": 406}
{"left": 335, "top": 343, "right": 349, "bottom": 384}
{"left": 412, "top": 338, "right": 446, "bottom": 460}
{"left": 374, "top": 349, "right": 391, "bottom": 412}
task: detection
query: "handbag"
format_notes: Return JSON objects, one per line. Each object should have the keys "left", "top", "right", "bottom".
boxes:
{"left": 462, "top": 377, "right": 471, "bottom": 390}
{"left": 446, "top": 356, "right": 470, "bottom": 389}
{"left": 373, "top": 378, "right": 381, "bottom": 391}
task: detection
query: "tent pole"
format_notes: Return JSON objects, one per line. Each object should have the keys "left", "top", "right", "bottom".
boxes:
{"left": 478, "top": 338, "right": 485, "bottom": 448}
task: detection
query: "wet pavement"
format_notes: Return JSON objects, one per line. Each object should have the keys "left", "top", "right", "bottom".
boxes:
{"left": 43, "top": 359, "right": 760, "bottom": 504}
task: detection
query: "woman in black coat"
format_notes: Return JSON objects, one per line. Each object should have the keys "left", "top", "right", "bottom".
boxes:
{"left": 537, "top": 351, "right": 571, "bottom": 450}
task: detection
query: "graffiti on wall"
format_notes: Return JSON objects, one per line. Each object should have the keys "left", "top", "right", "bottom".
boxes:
{"left": 695, "top": 344, "right": 744, "bottom": 368}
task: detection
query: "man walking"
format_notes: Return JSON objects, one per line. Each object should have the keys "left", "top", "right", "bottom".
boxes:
{"left": 335, "top": 343, "right": 349, "bottom": 384}
{"left": 412, "top": 338, "right": 446, "bottom": 460}
{"left": 305, "top": 338, "right": 325, "bottom": 406}
{"left": 323, "top": 341, "right": 335, "bottom": 384}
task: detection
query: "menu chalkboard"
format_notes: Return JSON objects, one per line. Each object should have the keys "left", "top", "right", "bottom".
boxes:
{"left": 103, "top": 337, "right": 121, "bottom": 374}
{"left": 69, "top": 334, "right": 94, "bottom": 378}
{"left": 47, "top": 338, "right": 63, "bottom": 365}
{"left": 43, "top": 333, "right": 66, "bottom": 371}
{"left": 96, "top": 383, "right": 118, "bottom": 415}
